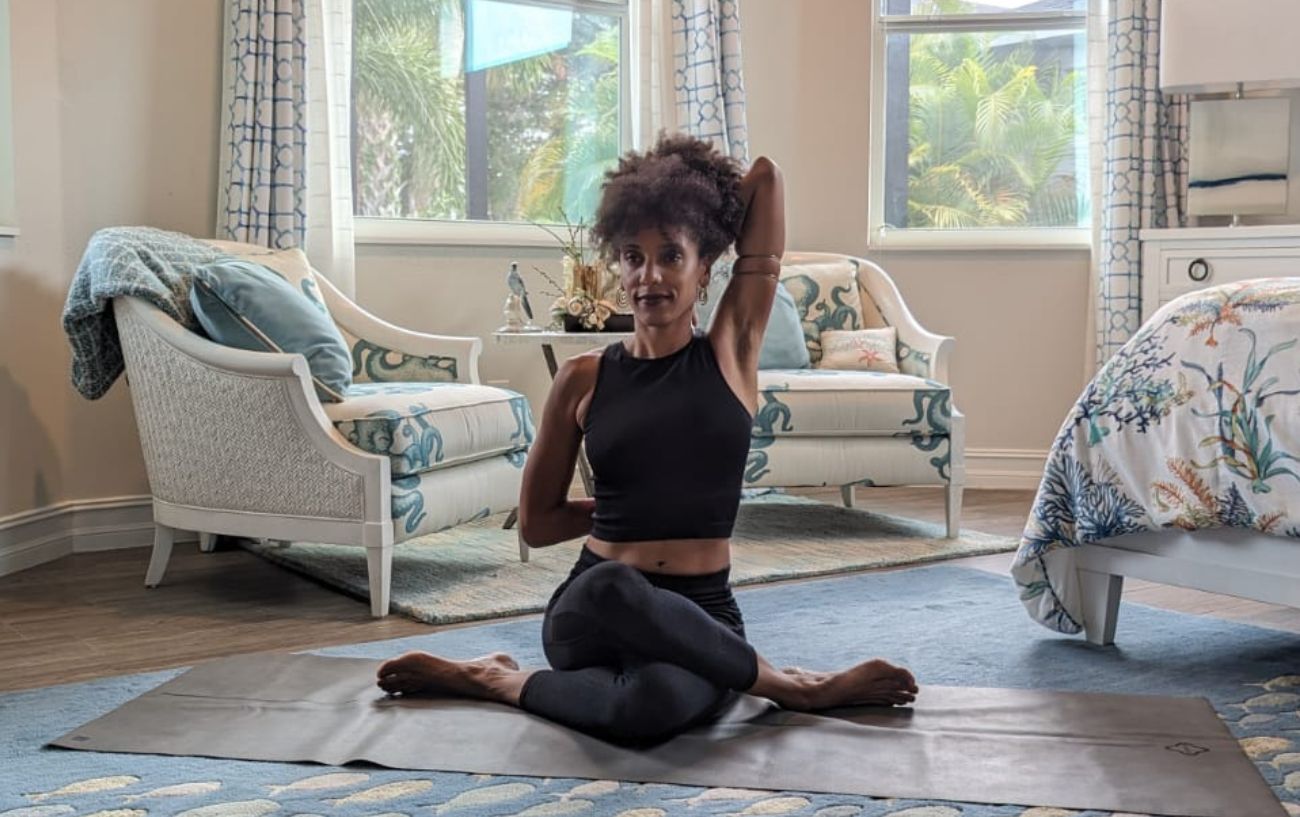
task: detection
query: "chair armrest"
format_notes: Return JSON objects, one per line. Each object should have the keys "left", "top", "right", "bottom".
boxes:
{"left": 313, "top": 272, "right": 483, "bottom": 384}
{"left": 114, "top": 297, "right": 391, "bottom": 528}
{"left": 852, "top": 258, "right": 954, "bottom": 384}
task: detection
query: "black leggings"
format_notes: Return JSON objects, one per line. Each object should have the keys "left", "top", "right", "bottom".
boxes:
{"left": 518, "top": 545, "right": 760, "bottom": 746}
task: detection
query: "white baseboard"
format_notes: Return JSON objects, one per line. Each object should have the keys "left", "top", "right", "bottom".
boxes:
{"left": 0, "top": 496, "right": 194, "bottom": 578}
{"left": 964, "top": 448, "right": 1047, "bottom": 491}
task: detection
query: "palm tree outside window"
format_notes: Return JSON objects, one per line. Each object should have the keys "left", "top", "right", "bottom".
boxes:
{"left": 873, "top": 0, "right": 1091, "bottom": 241}
{"left": 352, "top": 0, "right": 627, "bottom": 225}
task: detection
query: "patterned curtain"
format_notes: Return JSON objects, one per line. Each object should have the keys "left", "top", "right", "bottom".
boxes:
{"left": 1096, "top": 0, "right": 1189, "bottom": 362}
{"left": 217, "top": 0, "right": 308, "bottom": 250}
{"left": 671, "top": 0, "right": 749, "bottom": 163}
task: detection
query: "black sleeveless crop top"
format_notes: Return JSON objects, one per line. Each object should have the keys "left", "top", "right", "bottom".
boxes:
{"left": 583, "top": 333, "right": 753, "bottom": 542}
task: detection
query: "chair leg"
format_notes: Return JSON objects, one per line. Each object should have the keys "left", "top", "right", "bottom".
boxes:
{"left": 840, "top": 485, "right": 856, "bottom": 509}
{"left": 198, "top": 532, "right": 217, "bottom": 553}
{"left": 945, "top": 481, "right": 964, "bottom": 538}
{"left": 502, "top": 508, "right": 518, "bottom": 530}
{"left": 145, "top": 524, "right": 176, "bottom": 588}
{"left": 1079, "top": 568, "right": 1124, "bottom": 646}
{"left": 366, "top": 545, "right": 393, "bottom": 618}
{"left": 517, "top": 528, "right": 530, "bottom": 563}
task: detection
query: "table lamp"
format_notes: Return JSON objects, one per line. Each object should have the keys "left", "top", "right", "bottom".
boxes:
{"left": 1161, "top": 0, "right": 1300, "bottom": 222}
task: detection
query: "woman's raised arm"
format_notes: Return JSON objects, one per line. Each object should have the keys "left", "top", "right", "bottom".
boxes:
{"left": 707, "top": 157, "right": 786, "bottom": 400}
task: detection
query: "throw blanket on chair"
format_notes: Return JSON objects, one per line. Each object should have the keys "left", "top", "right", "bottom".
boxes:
{"left": 1012, "top": 278, "right": 1300, "bottom": 633}
{"left": 62, "top": 227, "right": 226, "bottom": 399}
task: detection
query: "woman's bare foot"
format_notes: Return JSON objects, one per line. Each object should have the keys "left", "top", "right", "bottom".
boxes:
{"left": 752, "top": 656, "right": 916, "bottom": 710}
{"left": 376, "top": 651, "right": 529, "bottom": 705}
{"left": 805, "top": 658, "right": 918, "bottom": 710}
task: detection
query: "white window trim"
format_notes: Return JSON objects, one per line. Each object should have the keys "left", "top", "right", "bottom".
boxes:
{"left": 354, "top": 0, "right": 633, "bottom": 248}
{"left": 867, "top": 4, "right": 1091, "bottom": 252}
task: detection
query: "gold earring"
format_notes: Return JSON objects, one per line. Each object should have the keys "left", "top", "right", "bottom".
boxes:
{"left": 617, "top": 287, "right": 628, "bottom": 308}
{"left": 698, "top": 286, "right": 708, "bottom": 305}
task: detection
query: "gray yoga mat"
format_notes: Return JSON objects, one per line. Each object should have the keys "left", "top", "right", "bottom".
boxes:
{"left": 52, "top": 653, "right": 1285, "bottom": 817}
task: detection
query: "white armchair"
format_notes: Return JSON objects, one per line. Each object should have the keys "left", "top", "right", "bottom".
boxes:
{"left": 747, "top": 252, "right": 965, "bottom": 536}
{"left": 116, "top": 258, "right": 533, "bottom": 617}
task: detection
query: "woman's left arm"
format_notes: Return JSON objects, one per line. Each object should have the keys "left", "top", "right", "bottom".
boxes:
{"left": 708, "top": 157, "right": 786, "bottom": 404}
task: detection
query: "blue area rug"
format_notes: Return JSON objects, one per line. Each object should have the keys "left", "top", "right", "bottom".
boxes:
{"left": 1, "top": 565, "right": 1297, "bottom": 817}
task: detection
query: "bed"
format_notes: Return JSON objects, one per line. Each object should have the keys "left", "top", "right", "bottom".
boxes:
{"left": 1011, "top": 278, "right": 1300, "bottom": 644}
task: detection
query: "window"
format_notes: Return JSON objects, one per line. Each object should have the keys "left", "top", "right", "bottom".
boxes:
{"left": 351, "top": 0, "right": 628, "bottom": 230}
{"left": 870, "top": 0, "right": 1090, "bottom": 246}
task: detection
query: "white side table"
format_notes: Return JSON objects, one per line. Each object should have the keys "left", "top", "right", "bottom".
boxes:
{"left": 492, "top": 330, "right": 632, "bottom": 497}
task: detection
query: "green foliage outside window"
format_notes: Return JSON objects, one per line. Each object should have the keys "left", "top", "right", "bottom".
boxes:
{"left": 351, "top": 0, "right": 621, "bottom": 224}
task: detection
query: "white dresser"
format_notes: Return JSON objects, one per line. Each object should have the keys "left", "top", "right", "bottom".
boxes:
{"left": 1140, "top": 225, "right": 1300, "bottom": 322}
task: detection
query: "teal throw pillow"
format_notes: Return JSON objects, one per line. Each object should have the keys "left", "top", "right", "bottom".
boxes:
{"left": 190, "top": 260, "right": 352, "bottom": 402}
{"left": 697, "top": 265, "right": 811, "bottom": 370}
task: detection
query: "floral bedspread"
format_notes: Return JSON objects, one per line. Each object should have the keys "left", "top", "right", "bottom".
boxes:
{"left": 1013, "top": 278, "right": 1300, "bottom": 634}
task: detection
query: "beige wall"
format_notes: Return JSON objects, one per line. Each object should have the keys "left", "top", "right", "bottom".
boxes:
{"left": 742, "top": 0, "right": 1091, "bottom": 455}
{"left": 359, "top": 0, "right": 1093, "bottom": 461}
{"left": 0, "top": 0, "right": 1091, "bottom": 524}
{"left": 0, "top": 0, "right": 222, "bottom": 518}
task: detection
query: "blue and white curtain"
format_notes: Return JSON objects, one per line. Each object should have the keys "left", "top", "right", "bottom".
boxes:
{"left": 670, "top": 0, "right": 750, "bottom": 164}
{"left": 217, "top": 0, "right": 356, "bottom": 296}
{"left": 1095, "top": 0, "right": 1188, "bottom": 362}
{"left": 217, "top": 0, "right": 308, "bottom": 250}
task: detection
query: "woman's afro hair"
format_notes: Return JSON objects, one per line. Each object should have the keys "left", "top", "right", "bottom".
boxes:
{"left": 591, "top": 133, "right": 745, "bottom": 264}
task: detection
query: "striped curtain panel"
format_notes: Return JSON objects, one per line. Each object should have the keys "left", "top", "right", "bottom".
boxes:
{"left": 671, "top": 0, "right": 750, "bottom": 164}
{"left": 1096, "top": 0, "right": 1189, "bottom": 362}
{"left": 216, "top": 0, "right": 308, "bottom": 250}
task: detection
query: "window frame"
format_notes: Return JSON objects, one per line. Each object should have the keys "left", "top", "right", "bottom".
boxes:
{"left": 354, "top": 0, "right": 634, "bottom": 247}
{"left": 867, "top": 4, "right": 1092, "bottom": 252}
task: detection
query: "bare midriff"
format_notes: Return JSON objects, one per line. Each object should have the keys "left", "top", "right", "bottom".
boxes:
{"left": 584, "top": 536, "right": 732, "bottom": 575}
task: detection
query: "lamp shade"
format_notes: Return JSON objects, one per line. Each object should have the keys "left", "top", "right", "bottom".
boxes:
{"left": 1160, "top": 0, "right": 1300, "bottom": 93}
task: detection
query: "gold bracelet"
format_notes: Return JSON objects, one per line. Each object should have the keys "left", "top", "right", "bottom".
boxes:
{"left": 732, "top": 253, "right": 781, "bottom": 278}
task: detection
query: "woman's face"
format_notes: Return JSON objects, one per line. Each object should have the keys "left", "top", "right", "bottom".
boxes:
{"left": 616, "top": 226, "right": 710, "bottom": 328}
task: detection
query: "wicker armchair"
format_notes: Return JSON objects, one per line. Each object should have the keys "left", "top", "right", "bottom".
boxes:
{"left": 116, "top": 269, "right": 532, "bottom": 617}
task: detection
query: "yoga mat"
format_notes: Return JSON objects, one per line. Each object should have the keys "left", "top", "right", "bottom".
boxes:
{"left": 52, "top": 653, "right": 1286, "bottom": 817}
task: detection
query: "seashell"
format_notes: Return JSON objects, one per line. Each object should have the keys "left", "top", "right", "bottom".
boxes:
{"left": 433, "top": 782, "right": 536, "bottom": 813}
{"left": 124, "top": 781, "right": 222, "bottom": 802}
{"left": 268, "top": 773, "right": 370, "bottom": 795}
{"left": 26, "top": 777, "right": 141, "bottom": 803}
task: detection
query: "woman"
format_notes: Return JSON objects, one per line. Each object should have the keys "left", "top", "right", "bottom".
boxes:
{"left": 377, "top": 135, "right": 918, "bottom": 746}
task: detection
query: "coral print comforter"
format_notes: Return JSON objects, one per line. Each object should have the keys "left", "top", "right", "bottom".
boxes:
{"left": 1012, "top": 278, "right": 1300, "bottom": 634}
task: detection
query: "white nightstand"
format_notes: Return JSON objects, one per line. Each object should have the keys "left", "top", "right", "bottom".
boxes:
{"left": 1140, "top": 225, "right": 1300, "bottom": 322}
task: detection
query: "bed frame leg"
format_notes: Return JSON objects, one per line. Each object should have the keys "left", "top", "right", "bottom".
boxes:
{"left": 1079, "top": 568, "right": 1124, "bottom": 646}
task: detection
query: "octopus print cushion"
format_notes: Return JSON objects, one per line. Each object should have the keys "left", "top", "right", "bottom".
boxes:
{"left": 816, "top": 328, "right": 900, "bottom": 373}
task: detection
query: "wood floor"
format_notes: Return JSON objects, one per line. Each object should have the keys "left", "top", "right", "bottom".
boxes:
{"left": 1, "top": 487, "right": 1297, "bottom": 693}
